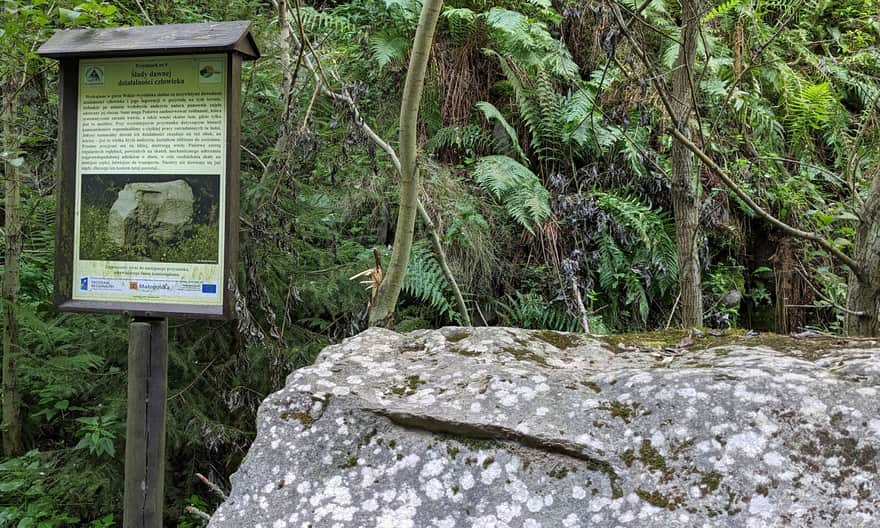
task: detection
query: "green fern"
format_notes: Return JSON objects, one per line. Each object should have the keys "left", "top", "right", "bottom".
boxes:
{"left": 475, "top": 101, "right": 527, "bottom": 162}
{"left": 484, "top": 8, "right": 578, "bottom": 79}
{"left": 402, "top": 242, "right": 459, "bottom": 322}
{"left": 738, "top": 93, "right": 785, "bottom": 150}
{"left": 593, "top": 192, "right": 679, "bottom": 325}
{"left": 426, "top": 124, "right": 488, "bottom": 157}
{"left": 472, "top": 155, "right": 551, "bottom": 234}
{"left": 299, "top": 7, "right": 356, "bottom": 36}
{"left": 496, "top": 291, "right": 581, "bottom": 332}
{"left": 786, "top": 82, "right": 837, "bottom": 152}
{"left": 788, "top": 82, "right": 835, "bottom": 130}
{"left": 442, "top": 7, "right": 479, "bottom": 45}
{"left": 370, "top": 30, "right": 410, "bottom": 67}
{"left": 703, "top": 0, "right": 742, "bottom": 22}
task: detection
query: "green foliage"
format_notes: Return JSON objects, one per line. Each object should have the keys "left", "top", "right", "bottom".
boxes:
{"left": 402, "top": 242, "right": 460, "bottom": 323}
{"left": 496, "top": 292, "right": 580, "bottom": 332}
{"left": 0, "top": 451, "right": 80, "bottom": 527}
{"left": 74, "top": 416, "right": 119, "bottom": 459}
{"left": 592, "top": 192, "right": 679, "bottom": 327}
{"left": 425, "top": 124, "right": 488, "bottom": 158}
{"left": 298, "top": 6, "right": 357, "bottom": 37}
{"left": 472, "top": 155, "right": 551, "bottom": 234}
{"left": 475, "top": 101, "right": 527, "bottom": 162}
{"left": 370, "top": 30, "right": 411, "bottom": 67}
{"left": 787, "top": 82, "right": 837, "bottom": 140}
{"left": 484, "top": 8, "right": 577, "bottom": 78}
{"left": 703, "top": 0, "right": 742, "bottom": 22}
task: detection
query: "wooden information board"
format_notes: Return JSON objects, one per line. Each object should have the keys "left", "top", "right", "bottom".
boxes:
{"left": 39, "top": 22, "right": 259, "bottom": 319}
{"left": 38, "top": 22, "right": 260, "bottom": 527}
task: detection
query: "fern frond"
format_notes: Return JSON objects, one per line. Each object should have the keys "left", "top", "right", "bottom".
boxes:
{"left": 788, "top": 82, "right": 835, "bottom": 131}
{"left": 425, "top": 125, "right": 488, "bottom": 157}
{"left": 299, "top": 7, "right": 356, "bottom": 36}
{"left": 703, "top": 0, "right": 742, "bottom": 22}
{"left": 496, "top": 292, "right": 580, "bottom": 332}
{"left": 472, "top": 155, "right": 551, "bottom": 234}
{"left": 475, "top": 101, "right": 528, "bottom": 162}
{"left": 370, "top": 30, "right": 411, "bottom": 67}
{"left": 402, "top": 242, "right": 458, "bottom": 321}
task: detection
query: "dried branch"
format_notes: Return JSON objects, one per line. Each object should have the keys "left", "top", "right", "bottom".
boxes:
{"left": 196, "top": 472, "right": 228, "bottom": 501}
{"left": 184, "top": 506, "right": 211, "bottom": 524}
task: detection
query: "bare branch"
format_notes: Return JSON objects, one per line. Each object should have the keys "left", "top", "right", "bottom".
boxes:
{"left": 184, "top": 506, "right": 211, "bottom": 524}
{"left": 196, "top": 473, "right": 228, "bottom": 501}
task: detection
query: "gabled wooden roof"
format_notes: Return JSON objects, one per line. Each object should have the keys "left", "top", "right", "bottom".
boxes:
{"left": 38, "top": 21, "right": 259, "bottom": 60}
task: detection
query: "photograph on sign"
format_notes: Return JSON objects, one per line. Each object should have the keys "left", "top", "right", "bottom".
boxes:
{"left": 79, "top": 174, "right": 220, "bottom": 263}
{"left": 72, "top": 54, "right": 227, "bottom": 306}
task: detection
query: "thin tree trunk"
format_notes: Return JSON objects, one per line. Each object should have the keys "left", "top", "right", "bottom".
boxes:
{"left": 259, "top": 0, "right": 297, "bottom": 193}
{"left": 2, "top": 86, "right": 24, "bottom": 456}
{"left": 847, "top": 171, "right": 880, "bottom": 336}
{"left": 283, "top": 2, "right": 469, "bottom": 325}
{"left": 369, "top": 0, "right": 443, "bottom": 326}
{"left": 670, "top": 0, "right": 704, "bottom": 328}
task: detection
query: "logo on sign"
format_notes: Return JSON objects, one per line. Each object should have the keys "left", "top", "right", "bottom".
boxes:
{"left": 198, "top": 61, "right": 222, "bottom": 84}
{"left": 129, "top": 281, "right": 139, "bottom": 290}
{"left": 80, "top": 277, "right": 89, "bottom": 291}
{"left": 201, "top": 283, "right": 217, "bottom": 294}
{"left": 83, "top": 65, "right": 104, "bottom": 86}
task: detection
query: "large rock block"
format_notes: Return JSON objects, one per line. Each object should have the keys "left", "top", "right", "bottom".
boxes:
{"left": 107, "top": 179, "right": 194, "bottom": 247}
{"left": 210, "top": 328, "right": 880, "bottom": 528}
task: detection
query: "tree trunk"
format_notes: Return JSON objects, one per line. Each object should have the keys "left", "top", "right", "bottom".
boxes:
{"left": 2, "top": 87, "right": 24, "bottom": 456}
{"left": 369, "top": 0, "right": 444, "bottom": 326}
{"left": 847, "top": 171, "right": 880, "bottom": 336}
{"left": 670, "top": 0, "right": 704, "bottom": 328}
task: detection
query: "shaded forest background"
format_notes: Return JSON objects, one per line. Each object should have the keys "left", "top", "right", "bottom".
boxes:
{"left": 1, "top": 0, "right": 878, "bottom": 524}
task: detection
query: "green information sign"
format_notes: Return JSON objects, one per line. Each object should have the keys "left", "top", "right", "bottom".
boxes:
{"left": 73, "top": 55, "right": 227, "bottom": 307}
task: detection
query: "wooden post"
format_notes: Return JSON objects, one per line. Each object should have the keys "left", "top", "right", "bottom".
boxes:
{"left": 124, "top": 318, "right": 168, "bottom": 528}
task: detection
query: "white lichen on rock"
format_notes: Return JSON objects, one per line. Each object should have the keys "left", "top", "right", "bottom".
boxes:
{"left": 210, "top": 327, "right": 880, "bottom": 528}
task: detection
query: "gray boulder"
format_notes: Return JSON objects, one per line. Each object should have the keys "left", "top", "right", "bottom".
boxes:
{"left": 107, "top": 179, "right": 193, "bottom": 247}
{"left": 210, "top": 327, "right": 880, "bottom": 528}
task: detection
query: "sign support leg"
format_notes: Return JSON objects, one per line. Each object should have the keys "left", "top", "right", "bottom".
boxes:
{"left": 124, "top": 317, "right": 168, "bottom": 528}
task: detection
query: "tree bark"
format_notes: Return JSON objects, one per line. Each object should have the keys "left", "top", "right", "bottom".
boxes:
{"left": 369, "top": 0, "right": 444, "bottom": 326}
{"left": 847, "top": 171, "right": 880, "bottom": 336}
{"left": 2, "top": 86, "right": 24, "bottom": 456}
{"left": 670, "top": 0, "right": 704, "bottom": 328}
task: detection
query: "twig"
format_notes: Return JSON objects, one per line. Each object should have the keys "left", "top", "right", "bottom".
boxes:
{"left": 196, "top": 472, "right": 228, "bottom": 501}
{"left": 795, "top": 262, "right": 866, "bottom": 317}
{"left": 569, "top": 275, "right": 591, "bottom": 334}
{"left": 241, "top": 144, "right": 267, "bottom": 172}
{"left": 474, "top": 301, "right": 488, "bottom": 326}
{"left": 184, "top": 506, "right": 211, "bottom": 524}
{"left": 133, "top": 0, "right": 154, "bottom": 24}
{"left": 665, "top": 291, "right": 681, "bottom": 330}
{"left": 417, "top": 197, "right": 472, "bottom": 325}
{"left": 168, "top": 360, "right": 216, "bottom": 402}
